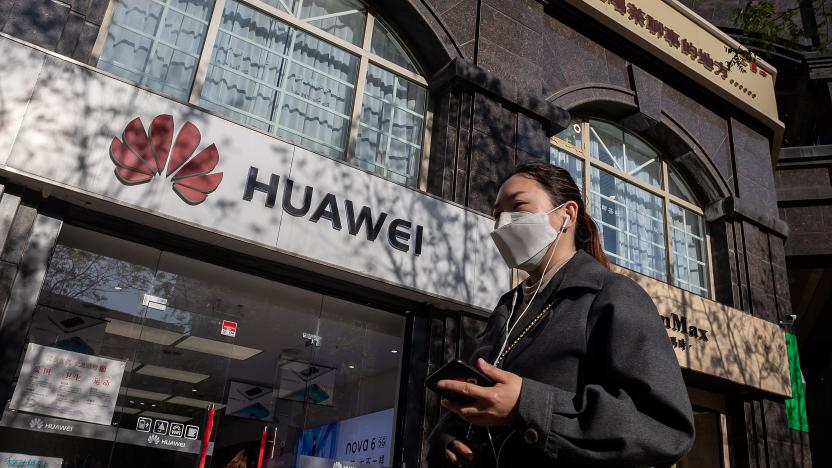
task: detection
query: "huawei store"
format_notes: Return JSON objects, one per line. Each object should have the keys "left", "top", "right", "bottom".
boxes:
{"left": 0, "top": 3, "right": 505, "bottom": 462}
{"left": 0, "top": 223, "right": 411, "bottom": 467}
{"left": 0, "top": 0, "right": 804, "bottom": 466}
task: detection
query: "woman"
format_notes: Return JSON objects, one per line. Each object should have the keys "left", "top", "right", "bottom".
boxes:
{"left": 428, "top": 163, "right": 694, "bottom": 467}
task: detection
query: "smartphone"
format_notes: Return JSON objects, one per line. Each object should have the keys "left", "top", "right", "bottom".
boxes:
{"left": 285, "top": 383, "right": 331, "bottom": 404}
{"left": 237, "top": 386, "right": 266, "bottom": 400}
{"left": 234, "top": 402, "right": 270, "bottom": 420}
{"left": 304, "top": 383, "right": 330, "bottom": 404}
{"left": 425, "top": 359, "right": 495, "bottom": 403}
{"left": 48, "top": 314, "right": 88, "bottom": 333}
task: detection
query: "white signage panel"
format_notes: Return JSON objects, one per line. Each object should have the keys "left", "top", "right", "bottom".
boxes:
{"left": 334, "top": 408, "right": 394, "bottom": 465}
{"left": 1, "top": 40, "right": 509, "bottom": 311}
{"left": 0, "top": 452, "right": 63, "bottom": 468}
{"left": 297, "top": 408, "right": 394, "bottom": 467}
{"left": 0, "top": 39, "right": 44, "bottom": 165}
{"left": 9, "top": 343, "right": 126, "bottom": 425}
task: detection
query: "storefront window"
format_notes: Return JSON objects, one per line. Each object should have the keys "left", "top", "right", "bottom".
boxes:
{"left": 668, "top": 164, "right": 697, "bottom": 202}
{"left": 552, "top": 119, "right": 711, "bottom": 297}
{"left": 370, "top": 21, "right": 417, "bottom": 73}
{"left": 355, "top": 63, "right": 426, "bottom": 186}
{"left": 98, "top": 0, "right": 213, "bottom": 100}
{"left": 96, "top": 0, "right": 427, "bottom": 188}
{"left": 591, "top": 166, "right": 668, "bottom": 281}
{"left": 588, "top": 119, "right": 662, "bottom": 188}
{"left": 0, "top": 225, "right": 405, "bottom": 467}
{"left": 671, "top": 203, "right": 709, "bottom": 296}
{"left": 549, "top": 146, "right": 583, "bottom": 193}
{"left": 200, "top": 0, "right": 360, "bottom": 159}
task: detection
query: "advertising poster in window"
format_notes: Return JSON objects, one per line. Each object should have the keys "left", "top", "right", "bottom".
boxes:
{"left": 9, "top": 343, "right": 126, "bottom": 425}
{"left": 296, "top": 408, "right": 394, "bottom": 468}
{"left": 277, "top": 360, "right": 336, "bottom": 406}
{"left": 226, "top": 381, "right": 273, "bottom": 421}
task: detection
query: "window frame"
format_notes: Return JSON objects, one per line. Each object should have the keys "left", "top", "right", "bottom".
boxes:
{"left": 551, "top": 119, "right": 716, "bottom": 299}
{"left": 90, "top": 0, "right": 431, "bottom": 189}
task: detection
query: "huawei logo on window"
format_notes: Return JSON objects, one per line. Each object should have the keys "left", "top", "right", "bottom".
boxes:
{"left": 109, "top": 115, "right": 223, "bottom": 205}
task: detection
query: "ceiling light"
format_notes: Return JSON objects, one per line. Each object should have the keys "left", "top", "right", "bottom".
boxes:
{"left": 103, "top": 357, "right": 141, "bottom": 372}
{"left": 347, "top": 364, "right": 355, "bottom": 369}
{"left": 136, "top": 364, "right": 209, "bottom": 384}
{"left": 120, "top": 388, "right": 171, "bottom": 401}
{"left": 175, "top": 336, "right": 261, "bottom": 360}
{"left": 390, "top": 350, "right": 398, "bottom": 354}
{"left": 115, "top": 405, "right": 141, "bottom": 415}
{"left": 167, "top": 396, "right": 226, "bottom": 410}
{"left": 105, "top": 319, "right": 182, "bottom": 345}
{"left": 138, "top": 410, "right": 192, "bottom": 423}
{"left": 191, "top": 388, "right": 198, "bottom": 392}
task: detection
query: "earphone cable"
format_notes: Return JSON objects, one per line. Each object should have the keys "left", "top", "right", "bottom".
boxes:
{"left": 493, "top": 213, "right": 569, "bottom": 365}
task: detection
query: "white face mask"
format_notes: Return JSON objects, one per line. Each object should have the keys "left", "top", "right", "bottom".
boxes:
{"left": 490, "top": 203, "right": 566, "bottom": 271}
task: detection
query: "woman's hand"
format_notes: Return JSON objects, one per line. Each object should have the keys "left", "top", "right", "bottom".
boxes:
{"left": 438, "top": 358, "right": 523, "bottom": 427}
{"left": 445, "top": 439, "right": 474, "bottom": 466}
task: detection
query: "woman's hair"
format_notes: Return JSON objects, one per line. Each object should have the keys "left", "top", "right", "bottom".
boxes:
{"left": 504, "top": 162, "right": 610, "bottom": 269}
{"left": 226, "top": 449, "right": 249, "bottom": 468}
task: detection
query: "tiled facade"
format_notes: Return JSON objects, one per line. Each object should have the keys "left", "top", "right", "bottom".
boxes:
{"left": 0, "top": 0, "right": 107, "bottom": 62}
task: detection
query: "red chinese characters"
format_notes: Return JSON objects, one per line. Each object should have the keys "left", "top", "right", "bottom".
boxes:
{"left": 597, "top": 0, "right": 765, "bottom": 96}
{"left": 626, "top": 3, "right": 646, "bottom": 26}
{"left": 606, "top": 0, "right": 626, "bottom": 15}
{"left": 92, "top": 376, "right": 112, "bottom": 387}
{"left": 697, "top": 49, "right": 714, "bottom": 71}
{"left": 646, "top": 15, "right": 663, "bottom": 38}
{"left": 681, "top": 39, "right": 698, "bottom": 60}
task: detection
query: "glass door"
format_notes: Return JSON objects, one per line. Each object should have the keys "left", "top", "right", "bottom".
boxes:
{"left": 288, "top": 296, "right": 404, "bottom": 468}
{"left": 107, "top": 250, "right": 244, "bottom": 467}
{"left": 0, "top": 225, "right": 163, "bottom": 467}
{"left": 0, "top": 224, "right": 406, "bottom": 468}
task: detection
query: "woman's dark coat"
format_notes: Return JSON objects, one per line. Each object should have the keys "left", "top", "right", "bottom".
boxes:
{"left": 428, "top": 251, "right": 695, "bottom": 467}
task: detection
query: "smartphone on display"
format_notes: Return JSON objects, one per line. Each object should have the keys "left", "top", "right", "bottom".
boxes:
{"left": 425, "top": 360, "right": 495, "bottom": 403}
{"left": 48, "top": 314, "right": 88, "bottom": 333}
{"left": 236, "top": 402, "right": 270, "bottom": 420}
{"left": 237, "top": 386, "right": 266, "bottom": 400}
{"left": 304, "top": 384, "right": 330, "bottom": 404}
{"left": 299, "top": 366, "right": 320, "bottom": 380}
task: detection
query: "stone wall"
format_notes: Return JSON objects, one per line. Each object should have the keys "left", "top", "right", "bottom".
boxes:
{"left": 0, "top": 184, "right": 63, "bottom": 405}
{"left": 418, "top": 1, "right": 806, "bottom": 467}
{"left": 0, "top": 0, "right": 107, "bottom": 63}
{"left": 775, "top": 144, "right": 832, "bottom": 468}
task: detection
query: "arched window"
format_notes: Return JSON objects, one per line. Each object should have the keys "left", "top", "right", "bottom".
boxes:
{"left": 551, "top": 119, "right": 711, "bottom": 297}
{"left": 96, "top": 0, "right": 427, "bottom": 187}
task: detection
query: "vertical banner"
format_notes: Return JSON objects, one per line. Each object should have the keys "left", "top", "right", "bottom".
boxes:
{"left": 784, "top": 333, "right": 809, "bottom": 432}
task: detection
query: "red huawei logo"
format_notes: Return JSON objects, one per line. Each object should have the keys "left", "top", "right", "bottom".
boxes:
{"left": 109, "top": 115, "right": 223, "bottom": 205}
